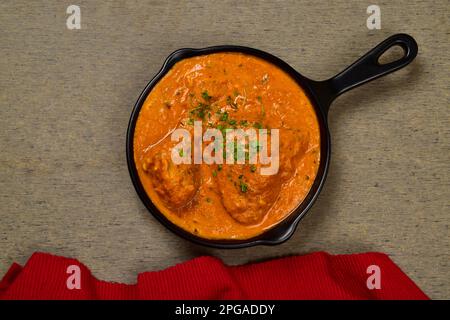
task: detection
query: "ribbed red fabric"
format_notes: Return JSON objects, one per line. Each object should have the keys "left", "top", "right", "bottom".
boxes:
{"left": 0, "top": 251, "right": 428, "bottom": 300}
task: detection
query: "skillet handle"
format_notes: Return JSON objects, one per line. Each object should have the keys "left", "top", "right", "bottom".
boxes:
{"left": 311, "top": 33, "right": 418, "bottom": 114}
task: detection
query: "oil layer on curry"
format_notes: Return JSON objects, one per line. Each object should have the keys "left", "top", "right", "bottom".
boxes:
{"left": 134, "top": 52, "right": 320, "bottom": 240}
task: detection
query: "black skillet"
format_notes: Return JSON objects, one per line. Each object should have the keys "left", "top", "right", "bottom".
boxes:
{"left": 126, "top": 33, "right": 418, "bottom": 248}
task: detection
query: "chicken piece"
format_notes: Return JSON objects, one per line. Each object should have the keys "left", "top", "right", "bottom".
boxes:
{"left": 142, "top": 147, "right": 198, "bottom": 210}
{"left": 216, "top": 164, "right": 281, "bottom": 225}
{"left": 278, "top": 129, "right": 310, "bottom": 178}
{"left": 216, "top": 128, "right": 310, "bottom": 225}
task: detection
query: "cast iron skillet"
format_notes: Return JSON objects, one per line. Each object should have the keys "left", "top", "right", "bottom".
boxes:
{"left": 126, "top": 33, "right": 418, "bottom": 248}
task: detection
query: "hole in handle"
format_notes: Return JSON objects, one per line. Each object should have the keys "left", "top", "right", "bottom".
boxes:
{"left": 377, "top": 44, "right": 406, "bottom": 65}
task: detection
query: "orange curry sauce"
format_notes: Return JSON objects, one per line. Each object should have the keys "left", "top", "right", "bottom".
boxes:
{"left": 134, "top": 53, "right": 320, "bottom": 240}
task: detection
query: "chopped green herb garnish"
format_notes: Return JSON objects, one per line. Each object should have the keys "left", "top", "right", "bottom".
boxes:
{"left": 220, "top": 112, "right": 229, "bottom": 122}
{"left": 240, "top": 120, "right": 248, "bottom": 127}
{"left": 257, "top": 96, "right": 262, "bottom": 102}
{"left": 217, "top": 164, "right": 223, "bottom": 171}
{"left": 190, "top": 103, "right": 211, "bottom": 120}
{"left": 254, "top": 122, "right": 263, "bottom": 129}
{"left": 179, "top": 149, "right": 184, "bottom": 157}
{"left": 239, "top": 180, "right": 248, "bottom": 193}
{"left": 250, "top": 164, "right": 257, "bottom": 172}
{"left": 201, "top": 90, "right": 212, "bottom": 102}
{"left": 228, "top": 119, "right": 237, "bottom": 125}
{"left": 212, "top": 170, "right": 217, "bottom": 177}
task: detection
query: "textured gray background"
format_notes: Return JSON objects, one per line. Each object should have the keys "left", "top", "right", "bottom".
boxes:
{"left": 0, "top": 1, "right": 449, "bottom": 299}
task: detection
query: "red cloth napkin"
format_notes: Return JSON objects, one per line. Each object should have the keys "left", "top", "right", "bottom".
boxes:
{"left": 0, "top": 251, "right": 428, "bottom": 300}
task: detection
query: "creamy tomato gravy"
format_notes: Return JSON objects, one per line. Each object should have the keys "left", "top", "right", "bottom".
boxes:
{"left": 134, "top": 52, "right": 320, "bottom": 240}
